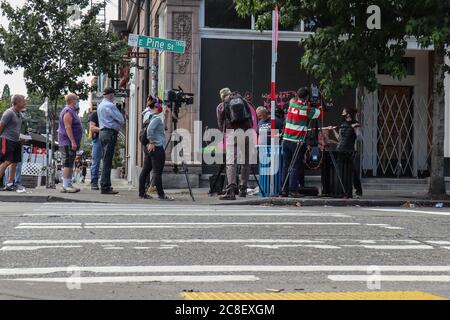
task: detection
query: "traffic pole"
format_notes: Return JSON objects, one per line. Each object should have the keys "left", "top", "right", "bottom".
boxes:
{"left": 270, "top": 6, "right": 278, "bottom": 197}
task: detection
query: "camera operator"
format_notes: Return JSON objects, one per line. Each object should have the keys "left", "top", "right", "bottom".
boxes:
{"left": 281, "top": 87, "right": 323, "bottom": 198}
{"left": 138, "top": 97, "right": 174, "bottom": 201}
{"left": 328, "top": 107, "right": 363, "bottom": 198}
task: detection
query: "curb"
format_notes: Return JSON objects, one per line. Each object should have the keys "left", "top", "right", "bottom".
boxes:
{"left": 0, "top": 195, "right": 106, "bottom": 203}
{"left": 217, "top": 197, "right": 450, "bottom": 207}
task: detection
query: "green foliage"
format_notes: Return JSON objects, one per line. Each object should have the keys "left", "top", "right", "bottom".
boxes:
{"left": 234, "top": 0, "right": 450, "bottom": 99}
{"left": 1, "top": 84, "right": 10, "bottom": 100}
{"left": 0, "top": 84, "right": 10, "bottom": 113}
{"left": 112, "top": 139, "right": 125, "bottom": 169}
{"left": 22, "top": 93, "right": 64, "bottom": 134}
{"left": 0, "top": 0, "right": 128, "bottom": 101}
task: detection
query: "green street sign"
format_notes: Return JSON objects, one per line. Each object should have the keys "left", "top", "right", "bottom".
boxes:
{"left": 128, "top": 33, "right": 185, "bottom": 54}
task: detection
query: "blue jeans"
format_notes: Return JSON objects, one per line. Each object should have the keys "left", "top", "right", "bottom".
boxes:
{"left": 3, "top": 162, "right": 22, "bottom": 185}
{"left": 281, "top": 140, "right": 306, "bottom": 193}
{"left": 99, "top": 129, "right": 118, "bottom": 191}
{"left": 90, "top": 138, "right": 102, "bottom": 186}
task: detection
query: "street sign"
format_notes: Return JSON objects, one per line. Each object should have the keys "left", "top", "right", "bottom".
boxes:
{"left": 128, "top": 51, "right": 149, "bottom": 59}
{"left": 114, "top": 89, "right": 129, "bottom": 98}
{"left": 128, "top": 33, "right": 185, "bottom": 54}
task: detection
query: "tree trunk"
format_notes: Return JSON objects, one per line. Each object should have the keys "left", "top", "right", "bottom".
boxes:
{"left": 428, "top": 47, "right": 447, "bottom": 197}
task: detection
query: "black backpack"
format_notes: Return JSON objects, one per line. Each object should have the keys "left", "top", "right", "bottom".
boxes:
{"left": 225, "top": 94, "right": 251, "bottom": 125}
{"left": 139, "top": 114, "right": 154, "bottom": 146}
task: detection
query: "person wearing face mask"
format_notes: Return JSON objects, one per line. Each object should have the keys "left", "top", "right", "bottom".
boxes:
{"left": 138, "top": 96, "right": 173, "bottom": 201}
{"left": 331, "top": 108, "right": 363, "bottom": 198}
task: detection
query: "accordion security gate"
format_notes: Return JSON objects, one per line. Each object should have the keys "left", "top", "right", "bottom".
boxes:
{"left": 360, "top": 92, "right": 433, "bottom": 178}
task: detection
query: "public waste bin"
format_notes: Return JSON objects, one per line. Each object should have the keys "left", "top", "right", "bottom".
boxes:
{"left": 258, "top": 145, "right": 283, "bottom": 197}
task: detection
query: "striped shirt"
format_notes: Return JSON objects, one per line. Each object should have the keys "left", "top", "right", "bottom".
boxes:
{"left": 282, "top": 99, "right": 322, "bottom": 142}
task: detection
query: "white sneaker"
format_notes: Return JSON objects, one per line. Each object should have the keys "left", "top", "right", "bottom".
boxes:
{"left": 61, "top": 186, "right": 80, "bottom": 193}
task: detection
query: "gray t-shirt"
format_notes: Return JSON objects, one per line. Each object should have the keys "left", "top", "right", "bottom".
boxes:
{"left": 0, "top": 107, "right": 23, "bottom": 142}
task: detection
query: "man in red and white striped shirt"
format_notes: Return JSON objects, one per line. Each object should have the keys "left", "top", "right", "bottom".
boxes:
{"left": 281, "top": 87, "right": 323, "bottom": 198}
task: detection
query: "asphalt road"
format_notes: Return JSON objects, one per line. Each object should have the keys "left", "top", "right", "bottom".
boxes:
{"left": 0, "top": 202, "right": 449, "bottom": 300}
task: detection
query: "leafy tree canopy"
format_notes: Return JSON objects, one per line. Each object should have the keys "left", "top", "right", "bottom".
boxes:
{"left": 235, "top": 0, "right": 450, "bottom": 98}
{"left": 0, "top": 0, "right": 128, "bottom": 101}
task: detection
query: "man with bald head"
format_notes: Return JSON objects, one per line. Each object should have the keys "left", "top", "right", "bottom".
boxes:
{"left": 0, "top": 94, "right": 26, "bottom": 191}
{"left": 57, "top": 93, "right": 82, "bottom": 193}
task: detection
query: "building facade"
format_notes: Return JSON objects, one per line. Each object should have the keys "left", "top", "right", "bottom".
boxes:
{"left": 105, "top": 0, "right": 450, "bottom": 187}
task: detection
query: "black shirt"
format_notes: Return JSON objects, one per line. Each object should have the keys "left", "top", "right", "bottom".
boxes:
{"left": 89, "top": 111, "right": 99, "bottom": 140}
{"left": 337, "top": 120, "right": 358, "bottom": 153}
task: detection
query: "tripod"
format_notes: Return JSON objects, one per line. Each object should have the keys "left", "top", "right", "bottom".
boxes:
{"left": 281, "top": 122, "right": 346, "bottom": 196}
{"left": 208, "top": 132, "right": 266, "bottom": 197}
{"left": 145, "top": 102, "right": 195, "bottom": 202}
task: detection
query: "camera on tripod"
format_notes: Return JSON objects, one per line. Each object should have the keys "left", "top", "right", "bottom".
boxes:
{"left": 309, "top": 84, "right": 321, "bottom": 108}
{"left": 166, "top": 86, "right": 194, "bottom": 107}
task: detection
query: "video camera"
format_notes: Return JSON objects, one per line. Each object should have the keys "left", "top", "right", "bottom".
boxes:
{"left": 309, "top": 83, "right": 333, "bottom": 111}
{"left": 309, "top": 84, "right": 321, "bottom": 108}
{"left": 166, "top": 86, "right": 194, "bottom": 107}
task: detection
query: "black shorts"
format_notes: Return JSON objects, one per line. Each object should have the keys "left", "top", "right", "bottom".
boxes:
{"left": 0, "top": 138, "right": 22, "bottom": 163}
{"left": 60, "top": 145, "right": 77, "bottom": 168}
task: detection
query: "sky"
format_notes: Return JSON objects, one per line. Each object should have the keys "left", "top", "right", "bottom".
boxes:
{"left": 0, "top": 0, "right": 119, "bottom": 112}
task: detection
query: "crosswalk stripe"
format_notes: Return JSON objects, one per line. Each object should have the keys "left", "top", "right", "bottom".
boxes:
{"left": 328, "top": 275, "right": 450, "bottom": 282}
{"left": 0, "top": 246, "right": 83, "bottom": 251}
{"left": 25, "top": 212, "right": 349, "bottom": 217}
{"left": 3, "top": 239, "right": 326, "bottom": 245}
{"left": 1, "top": 265, "right": 450, "bottom": 276}
{"left": 369, "top": 208, "right": 450, "bottom": 216}
{"left": 7, "top": 275, "right": 259, "bottom": 284}
{"left": 15, "top": 222, "right": 361, "bottom": 229}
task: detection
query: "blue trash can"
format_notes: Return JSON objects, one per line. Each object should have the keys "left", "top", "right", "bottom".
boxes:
{"left": 258, "top": 145, "right": 283, "bottom": 197}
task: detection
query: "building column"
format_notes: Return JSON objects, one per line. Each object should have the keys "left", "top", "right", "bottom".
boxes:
{"left": 163, "top": 0, "right": 201, "bottom": 165}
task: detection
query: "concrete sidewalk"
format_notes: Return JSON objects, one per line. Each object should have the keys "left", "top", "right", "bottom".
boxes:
{"left": 0, "top": 181, "right": 449, "bottom": 207}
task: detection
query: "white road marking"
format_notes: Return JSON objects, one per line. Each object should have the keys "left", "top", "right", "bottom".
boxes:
{"left": 427, "top": 241, "right": 450, "bottom": 245}
{"left": 245, "top": 244, "right": 341, "bottom": 249}
{"left": 1, "top": 265, "right": 450, "bottom": 276}
{"left": 15, "top": 222, "right": 361, "bottom": 229}
{"left": 369, "top": 208, "right": 450, "bottom": 216}
{"left": 328, "top": 275, "right": 450, "bottom": 282}
{"left": 3, "top": 239, "right": 327, "bottom": 245}
{"left": 8, "top": 275, "right": 259, "bottom": 284}
{"left": 340, "top": 245, "right": 434, "bottom": 250}
{"left": 25, "top": 212, "right": 349, "bottom": 217}
{"left": 0, "top": 246, "right": 83, "bottom": 251}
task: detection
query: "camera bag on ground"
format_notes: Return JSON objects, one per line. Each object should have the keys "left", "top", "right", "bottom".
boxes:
{"left": 209, "top": 174, "right": 225, "bottom": 195}
{"left": 225, "top": 93, "right": 251, "bottom": 125}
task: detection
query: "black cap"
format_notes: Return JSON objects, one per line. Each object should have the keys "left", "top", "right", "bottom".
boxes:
{"left": 103, "top": 87, "right": 115, "bottom": 95}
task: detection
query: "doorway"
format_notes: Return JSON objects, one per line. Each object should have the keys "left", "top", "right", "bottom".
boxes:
{"left": 377, "top": 86, "right": 414, "bottom": 177}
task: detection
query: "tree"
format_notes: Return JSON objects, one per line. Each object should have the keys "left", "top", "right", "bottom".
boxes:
{"left": 235, "top": 0, "right": 450, "bottom": 197}
{"left": 0, "top": 0, "right": 128, "bottom": 186}
{"left": 1, "top": 84, "right": 10, "bottom": 100}
{"left": 23, "top": 93, "right": 64, "bottom": 134}
{"left": 0, "top": 84, "right": 11, "bottom": 113}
